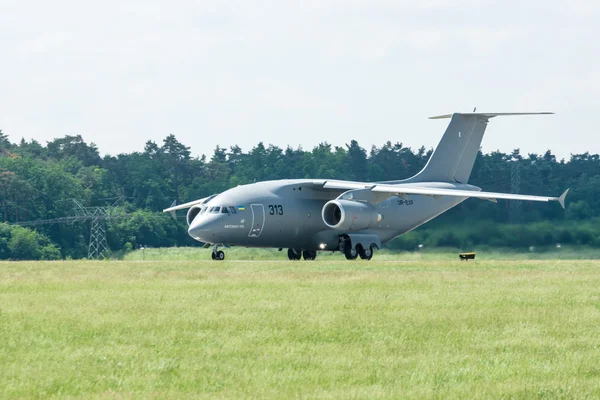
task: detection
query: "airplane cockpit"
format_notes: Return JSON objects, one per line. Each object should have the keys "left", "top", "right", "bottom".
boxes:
{"left": 198, "top": 205, "right": 238, "bottom": 216}
{"left": 186, "top": 203, "right": 240, "bottom": 227}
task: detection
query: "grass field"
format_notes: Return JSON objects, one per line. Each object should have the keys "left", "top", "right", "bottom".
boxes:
{"left": 123, "top": 245, "right": 600, "bottom": 261}
{"left": 2, "top": 259, "right": 600, "bottom": 398}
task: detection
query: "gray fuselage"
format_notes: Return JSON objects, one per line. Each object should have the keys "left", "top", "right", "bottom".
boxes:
{"left": 187, "top": 179, "right": 473, "bottom": 251}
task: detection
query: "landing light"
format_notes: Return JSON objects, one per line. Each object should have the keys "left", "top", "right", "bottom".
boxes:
{"left": 319, "top": 243, "right": 326, "bottom": 249}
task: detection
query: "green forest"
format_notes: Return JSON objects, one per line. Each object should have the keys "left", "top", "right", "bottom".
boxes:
{"left": 0, "top": 129, "right": 599, "bottom": 259}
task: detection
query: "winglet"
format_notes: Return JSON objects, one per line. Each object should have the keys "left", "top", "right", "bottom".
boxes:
{"left": 558, "top": 189, "right": 569, "bottom": 209}
{"left": 168, "top": 200, "right": 177, "bottom": 219}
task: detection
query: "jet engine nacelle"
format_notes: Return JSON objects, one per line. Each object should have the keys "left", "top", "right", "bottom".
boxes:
{"left": 186, "top": 205, "right": 203, "bottom": 226}
{"left": 322, "top": 200, "right": 382, "bottom": 231}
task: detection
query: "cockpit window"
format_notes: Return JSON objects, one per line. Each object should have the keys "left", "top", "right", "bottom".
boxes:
{"left": 199, "top": 207, "right": 207, "bottom": 215}
{"left": 206, "top": 206, "right": 237, "bottom": 215}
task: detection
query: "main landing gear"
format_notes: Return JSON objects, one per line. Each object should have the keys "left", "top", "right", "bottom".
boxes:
{"left": 211, "top": 246, "right": 225, "bottom": 261}
{"left": 287, "top": 248, "right": 317, "bottom": 261}
{"left": 358, "top": 245, "right": 374, "bottom": 260}
{"left": 340, "top": 240, "right": 375, "bottom": 261}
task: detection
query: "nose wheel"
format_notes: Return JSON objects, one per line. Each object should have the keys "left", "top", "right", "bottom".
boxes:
{"left": 211, "top": 246, "right": 225, "bottom": 261}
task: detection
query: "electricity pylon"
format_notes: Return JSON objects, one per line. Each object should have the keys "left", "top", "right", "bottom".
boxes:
{"left": 72, "top": 199, "right": 113, "bottom": 259}
{"left": 510, "top": 161, "right": 521, "bottom": 221}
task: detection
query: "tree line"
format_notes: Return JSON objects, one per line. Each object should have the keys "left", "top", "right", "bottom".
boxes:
{"left": 0, "top": 129, "right": 599, "bottom": 259}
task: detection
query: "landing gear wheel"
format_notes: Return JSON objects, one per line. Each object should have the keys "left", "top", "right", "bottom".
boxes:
{"left": 211, "top": 252, "right": 216, "bottom": 260}
{"left": 344, "top": 242, "right": 358, "bottom": 260}
{"left": 212, "top": 250, "right": 225, "bottom": 261}
{"left": 358, "top": 245, "right": 374, "bottom": 260}
{"left": 303, "top": 250, "right": 317, "bottom": 260}
{"left": 287, "top": 248, "right": 302, "bottom": 260}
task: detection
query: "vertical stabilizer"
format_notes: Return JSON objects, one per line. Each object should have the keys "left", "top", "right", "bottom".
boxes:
{"left": 408, "top": 114, "right": 489, "bottom": 183}
{"left": 400, "top": 112, "right": 553, "bottom": 184}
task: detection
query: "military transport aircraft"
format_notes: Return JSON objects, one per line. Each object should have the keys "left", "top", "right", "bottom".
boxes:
{"left": 164, "top": 112, "right": 568, "bottom": 261}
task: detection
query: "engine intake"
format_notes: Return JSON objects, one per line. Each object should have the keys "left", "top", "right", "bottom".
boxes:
{"left": 186, "top": 205, "right": 203, "bottom": 226}
{"left": 322, "top": 200, "right": 381, "bottom": 231}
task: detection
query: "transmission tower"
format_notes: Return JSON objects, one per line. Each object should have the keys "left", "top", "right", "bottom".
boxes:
{"left": 72, "top": 199, "right": 116, "bottom": 259}
{"left": 480, "top": 155, "right": 552, "bottom": 223}
{"left": 13, "top": 196, "right": 185, "bottom": 260}
{"left": 479, "top": 158, "right": 522, "bottom": 221}
{"left": 510, "top": 161, "right": 521, "bottom": 221}
{"left": 87, "top": 208, "right": 109, "bottom": 259}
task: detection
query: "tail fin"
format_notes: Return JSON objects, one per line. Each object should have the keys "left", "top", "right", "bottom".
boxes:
{"left": 405, "top": 112, "right": 553, "bottom": 184}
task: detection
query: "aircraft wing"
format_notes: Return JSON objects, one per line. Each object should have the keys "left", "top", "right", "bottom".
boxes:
{"left": 162, "top": 194, "right": 217, "bottom": 215}
{"left": 321, "top": 181, "right": 569, "bottom": 209}
{"left": 371, "top": 185, "right": 569, "bottom": 209}
{"left": 322, "top": 181, "right": 374, "bottom": 190}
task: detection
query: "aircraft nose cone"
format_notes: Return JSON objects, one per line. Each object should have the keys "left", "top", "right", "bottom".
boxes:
{"left": 188, "top": 215, "right": 220, "bottom": 243}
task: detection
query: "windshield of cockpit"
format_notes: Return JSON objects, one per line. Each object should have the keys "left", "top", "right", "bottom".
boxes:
{"left": 199, "top": 205, "right": 238, "bottom": 216}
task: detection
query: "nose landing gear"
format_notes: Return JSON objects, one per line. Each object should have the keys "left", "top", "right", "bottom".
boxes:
{"left": 211, "top": 245, "right": 225, "bottom": 261}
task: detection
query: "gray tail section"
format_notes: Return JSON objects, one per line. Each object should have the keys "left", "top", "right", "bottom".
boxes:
{"left": 403, "top": 112, "right": 553, "bottom": 184}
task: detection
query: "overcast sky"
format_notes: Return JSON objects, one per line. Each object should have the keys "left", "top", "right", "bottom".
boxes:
{"left": 1, "top": 0, "right": 598, "bottom": 160}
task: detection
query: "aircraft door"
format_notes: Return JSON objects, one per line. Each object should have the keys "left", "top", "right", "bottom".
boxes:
{"left": 248, "top": 204, "right": 265, "bottom": 237}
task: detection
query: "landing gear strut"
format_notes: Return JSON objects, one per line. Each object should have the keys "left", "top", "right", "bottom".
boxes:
{"left": 211, "top": 246, "right": 225, "bottom": 261}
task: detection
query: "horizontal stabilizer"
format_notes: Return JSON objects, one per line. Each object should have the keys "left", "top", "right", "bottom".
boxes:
{"left": 429, "top": 112, "right": 554, "bottom": 120}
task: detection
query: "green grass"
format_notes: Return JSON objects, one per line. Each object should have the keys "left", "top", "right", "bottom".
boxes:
{"left": 123, "top": 245, "right": 600, "bottom": 261}
{"left": 2, "top": 260, "right": 600, "bottom": 398}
